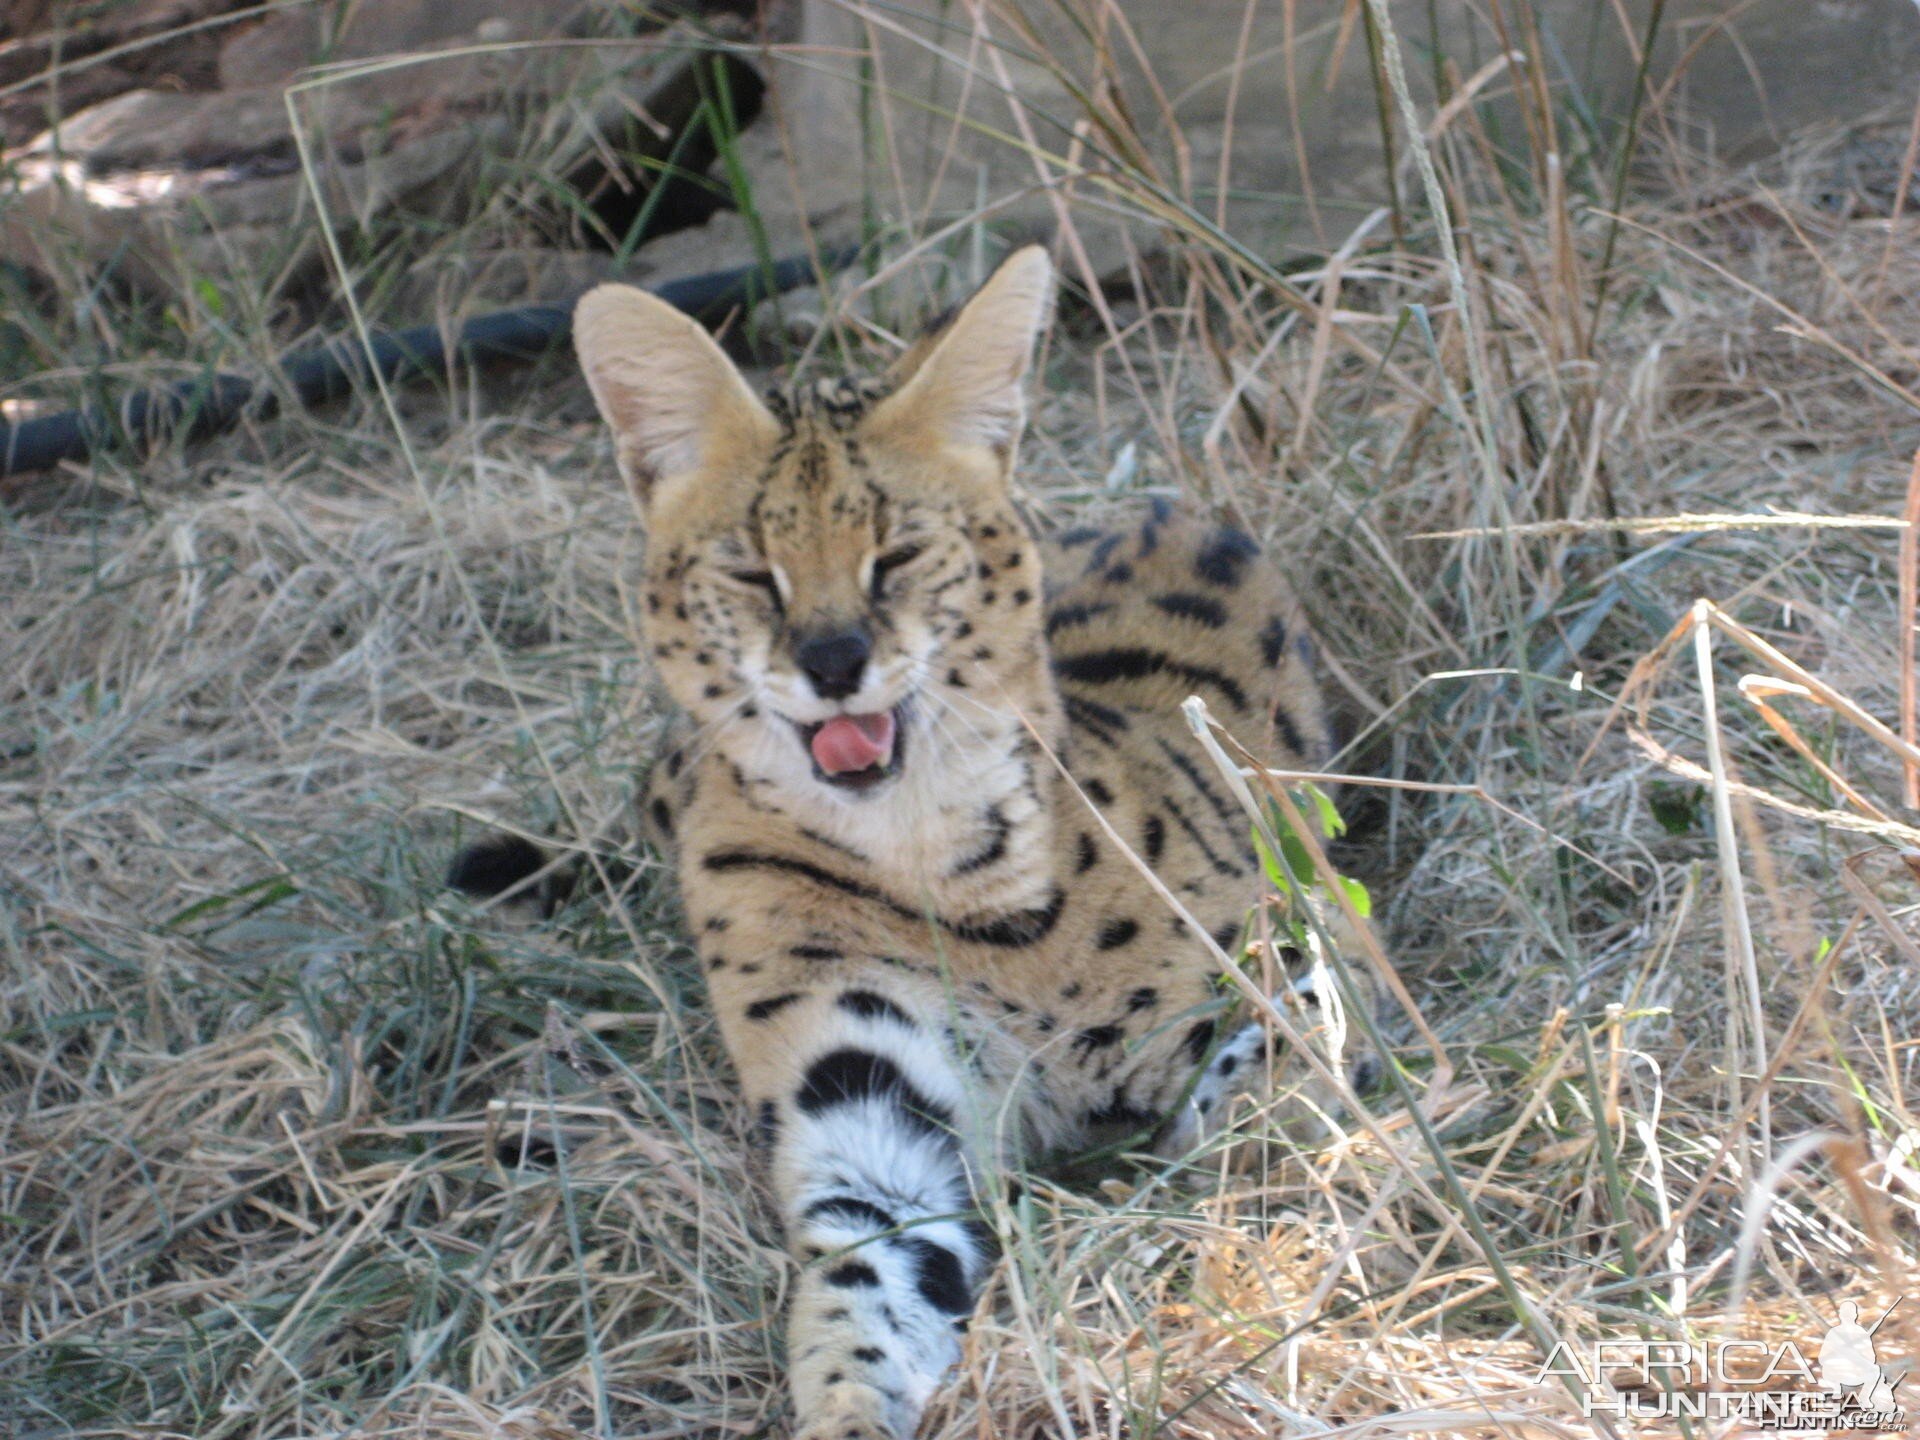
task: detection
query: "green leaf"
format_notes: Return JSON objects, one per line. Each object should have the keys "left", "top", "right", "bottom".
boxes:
{"left": 1306, "top": 782, "right": 1346, "bottom": 839}
{"left": 1647, "top": 781, "right": 1704, "bottom": 835}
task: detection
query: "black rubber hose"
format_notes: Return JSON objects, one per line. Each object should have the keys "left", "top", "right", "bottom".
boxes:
{"left": 0, "top": 250, "right": 836, "bottom": 480}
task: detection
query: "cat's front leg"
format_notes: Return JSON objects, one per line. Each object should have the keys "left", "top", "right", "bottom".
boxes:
{"left": 736, "top": 982, "right": 990, "bottom": 1440}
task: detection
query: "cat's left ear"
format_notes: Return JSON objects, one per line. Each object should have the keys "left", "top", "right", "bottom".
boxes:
{"left": 574, "top": 283, "right": 780, "bottom": 503}
{"left": 868, "top": 246, "right": 1053, "bottom": 460}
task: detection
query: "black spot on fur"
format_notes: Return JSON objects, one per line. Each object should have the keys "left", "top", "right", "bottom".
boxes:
{"left": 852, "top": 1346, "right": 885, "bottom": 1363}
{"left": 1126, "top": 986, "right": 1158, "bottom": 1012}
{"left": 825, "top": 1260, "right": 881, "bottom": 1288}
{"left": 1105, "top": 562, "right": 1133, "bottom": 584}
{"left": 1060, "top": 981, "right": 1083, "bottom": 1000}
{"left": 791, "top": 943, "right": 844, "bottom": 962}
{"left": 1194, "top": 527, "right": 1260, "bottom": 587}
{"left": 1097, "top": 918, "right": 1139, "bottom": 950}
{"left": 650, "top": 797, "right": 675, "bottom": 836}
{"left": 838, "top": 990, "right": 914, "bottom": 1026}
{"left": 1259, "top": 614, "right": 1289, "bottom": 666}
{"left": 1271, "top": 701, "right": 1307, "bottom": 756}
{"left": 1074, "top": 832, "right": 1099, "bottom": 873}
{"left": 745, "top": 992, "right": 805, "bottom": 1022}
{"left": 754, "top": 1099, "right": 782, "bottom": 1151}
{"left": 797, "top": 1049, "right": 954, "bottom": 1135}
{"left": 447, "top": 834, "right": 547, "bottom": 901}
{"left": 804, "top": 1195, "right": 897, "bottom": 1231}
{"left": 1142, "top": 813, "right": 1166, "bottom": 863}
{"left": 1183, "top": 1019, "right": 1217, "bottom": 1063}
{"left": 1211, "top": 920, "right": 1243, "bottom": 952}
{"left": 1083, "top": 778, "right": 1114, "bottom": 805}
{"left": 1075, "top": 1023, "right": 1124, "bottom": 1053}
{"left": 1057, "top": 525, "right": 1104, "bottom": 548}
{"left": 1218, "top": 1055, "right": 1240, "bottom": 1078}
{"left": 1153, "top": 592, "right": 1230, "bottom": 627}
{"left": 895, "top": 1235, "right": 973, "bottom": 1315}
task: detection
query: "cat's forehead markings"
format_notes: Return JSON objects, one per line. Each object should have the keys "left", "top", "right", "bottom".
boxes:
{"left": 749, "top": 378, "right": 892, "bottom": 531}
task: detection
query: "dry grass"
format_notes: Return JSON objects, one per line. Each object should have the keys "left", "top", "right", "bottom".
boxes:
{"left": 5, "top": 3, "right": 1920, "bottom": 1437}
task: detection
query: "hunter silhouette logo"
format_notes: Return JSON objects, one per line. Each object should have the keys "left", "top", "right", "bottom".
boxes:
{"left": 1540, "top": 1297, "right": 1908, "bottom": 1428}
{"left": 1818, "top": 1301, "right": 1905, "bottom": 1420}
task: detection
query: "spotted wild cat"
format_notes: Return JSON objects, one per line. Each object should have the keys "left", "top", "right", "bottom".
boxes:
{"left": 453, "top": 247, "right": 1381, "bottom": 1440}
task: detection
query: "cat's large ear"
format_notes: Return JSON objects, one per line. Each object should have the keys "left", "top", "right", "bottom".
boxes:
{"left": 869, "top": 246, "right": 1053, "bottom": 458}
{"left": 573, "top": 285, "right": 780, "bottom": 500}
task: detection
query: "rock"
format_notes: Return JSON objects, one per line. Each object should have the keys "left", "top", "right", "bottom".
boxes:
{"left": 0, "top": 27, "right": 715, "bottom": 300}
{"left": 217, "top": 0, "right": 600, "bottom": 91}
{"left": 0, "top": 0, "right": 233, "bottom": 148}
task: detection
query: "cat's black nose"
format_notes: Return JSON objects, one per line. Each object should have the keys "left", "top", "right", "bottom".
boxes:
{"left": 796, "top": 627, "right": 872, "bottom": 699}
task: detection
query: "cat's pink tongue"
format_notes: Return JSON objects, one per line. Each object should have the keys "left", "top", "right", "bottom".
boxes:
{"left": 811, "top": 711, "right": 896, "bottom": 775}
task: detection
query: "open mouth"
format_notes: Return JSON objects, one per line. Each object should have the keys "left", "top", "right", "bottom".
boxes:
{"left": 796, "top": 704, "right": 907, "bottom": 794}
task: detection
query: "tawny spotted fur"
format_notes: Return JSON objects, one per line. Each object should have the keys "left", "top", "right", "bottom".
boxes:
{"left": 459, "top": 248, "right": 1377, "bottom": 1440}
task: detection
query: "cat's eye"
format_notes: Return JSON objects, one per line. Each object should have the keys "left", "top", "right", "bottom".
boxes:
{"left": 869, "top": 544, "right": 926, "bottom": 599}
{"left": 725, "top": 568, "right": 784, "bottom": 609}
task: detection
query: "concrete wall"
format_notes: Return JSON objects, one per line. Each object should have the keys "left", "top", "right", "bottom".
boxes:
{"left": 751, "top": 0, "right": 1920, "bottom": 269}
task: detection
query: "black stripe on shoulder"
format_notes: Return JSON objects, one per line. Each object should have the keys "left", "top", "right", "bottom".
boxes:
{"left": 1151, "top": 592, "right": 1230, "bottom": 627}
{"left": 1156, "top": 736, "right": 1243, "bottom": 828}
{"left": 1046, "top": 600, "right": 1115, "bottom": 636}
{"left": 947, "top": 887, "right": 1066, "bottom": 948}
{"left": 1050, "top": 647, "right": 1249, "bottom": 713}
{"left": 704, "top": 849, "right": 1061, "bottom": 950}
{"left": 1062, "top": 693, "right": 1129, "bottom": 747}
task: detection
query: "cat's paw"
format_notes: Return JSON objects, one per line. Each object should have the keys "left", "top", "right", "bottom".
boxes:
{"left": 794, "top": 1385, "right": 898, "bottom": 1440}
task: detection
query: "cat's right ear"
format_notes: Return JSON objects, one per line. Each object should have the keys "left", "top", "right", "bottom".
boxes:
{"left": 573, "top": 285, "right": 780, "bottom": 501}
